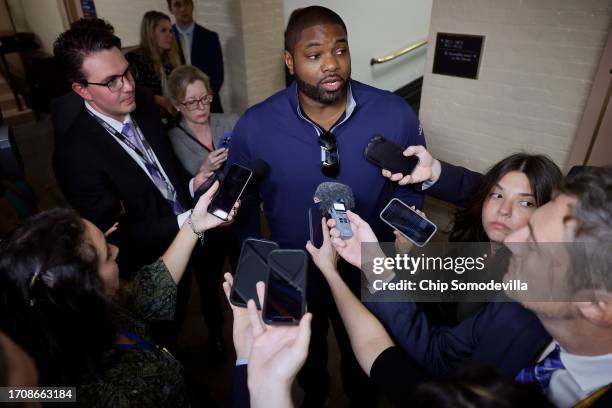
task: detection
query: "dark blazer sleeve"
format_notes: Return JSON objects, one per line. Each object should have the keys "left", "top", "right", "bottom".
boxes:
{"left": 230, "top": 365, "right": 250, "bottom": 408}
{"left": 364, "top": 296, "right": 548, "bottom": 378}
{"left": 418, "top": 161, "right": 482, "bottom": 207}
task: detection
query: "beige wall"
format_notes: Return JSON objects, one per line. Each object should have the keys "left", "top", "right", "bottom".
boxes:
{"left": 95, "top": 0, "right": 284, "bottom": 112}
{"left": 241, "top": 0, "right": 285, "bottom": 107}
{"left": 8, "top": 0, "right": 68, "bottom": 54}
{"left": 419, "top": 0, "right": 612, "bottom": 172}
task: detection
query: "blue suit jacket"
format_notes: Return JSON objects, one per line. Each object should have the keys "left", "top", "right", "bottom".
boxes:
{"left": 367, "top": 298, "right": 550, "bottom": 378}
{"left": 174, "top": 23, "right": 224, "bottom": 112}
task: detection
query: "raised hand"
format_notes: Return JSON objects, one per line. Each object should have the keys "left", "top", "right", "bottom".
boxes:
{"left": 305, "top": 217, "right": 338, "bottom": 275}
{"left": 190, "top": 181, "right": 240, "bottom": 232}
{"left": 328, "top": 210, "right": 379, "bottom": 268}
{"left": 247, "top": 282, "right": 312, "bottom": 407}
{"left": 381, "top": 145, "right": 441, "bottom": 186}
{"left": 201, "top": 147, "right": 228, "bottom": 174}
{"left": 222, "top": 273, "right": 253, "bottom": 360}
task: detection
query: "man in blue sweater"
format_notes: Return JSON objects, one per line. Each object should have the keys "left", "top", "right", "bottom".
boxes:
{"left": 227, "top": 6, "right": 425, "bottom": 406}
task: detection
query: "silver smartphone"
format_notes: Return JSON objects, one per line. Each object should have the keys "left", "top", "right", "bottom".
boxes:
{"left": 380, "top": 198, "right": 437, "bottom": 247}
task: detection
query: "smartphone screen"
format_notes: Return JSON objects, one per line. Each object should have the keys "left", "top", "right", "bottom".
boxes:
{"left": 209, "top": 163, "right": 252, "bottom": 220}
{"left": 380, "top": 199, "right": 437, "bottom": 246}
{"left": 231, "top": 239, "right": 279, "bottom": 308}
{"left": 309, "top": 207, "right": 324, "bottom": 249}
{"left": 263, "top": 268, "right": 304, "bottom": 324}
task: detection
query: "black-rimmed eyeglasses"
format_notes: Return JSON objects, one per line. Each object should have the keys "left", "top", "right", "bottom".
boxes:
{"left": 318, "top": 131, "right": 340, "bottom": 177}
{"left": 80, "top": 66, "right": 137, "bottom": 93}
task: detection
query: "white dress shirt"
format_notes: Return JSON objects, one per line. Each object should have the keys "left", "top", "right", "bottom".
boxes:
{"left": 536, "top": 341, "right": 612, "bottom": 408}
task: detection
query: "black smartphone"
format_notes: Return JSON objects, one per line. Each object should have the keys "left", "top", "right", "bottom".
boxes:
{"left": 209, "top": 163, "right": 252, "bottom": 220}
{"left": 308, "top": 207, "right": 325, "bottom": 249}
{"left": 263, "top": 250, "right": 307, "bottom": 325}
{"left": 231, "top": 238, "right": 279, "bottom": 309}
{"left": 364, "top": 135, "right": 419, "bottom": 175}
{"left": 380, "top": 198, "right": 437, "bottom": 247}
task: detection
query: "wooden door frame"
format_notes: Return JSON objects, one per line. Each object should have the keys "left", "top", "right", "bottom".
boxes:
{"left": 565, "top": 27, "right": 612, "bottom": 170}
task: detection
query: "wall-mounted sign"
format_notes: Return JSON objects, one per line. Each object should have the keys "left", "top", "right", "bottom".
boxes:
{"left": 81, "top": 0, "right": 97, "bottom": 19}
{"left": 432, "top": 33, "right": 484, "bottom": 80}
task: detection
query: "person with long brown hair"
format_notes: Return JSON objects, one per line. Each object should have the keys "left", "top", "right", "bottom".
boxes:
{"left": 126, "top": 11, "right": 181, "bottom": 111}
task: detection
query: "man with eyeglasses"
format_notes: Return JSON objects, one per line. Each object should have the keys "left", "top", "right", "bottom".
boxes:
{"left": 52, "top": 20, "right": 210, "bottom": 344}
{"left": 227, "top": 6, "right": 426, "bottom": 406}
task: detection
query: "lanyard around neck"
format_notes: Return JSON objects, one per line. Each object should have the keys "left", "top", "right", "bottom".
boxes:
{"left": 177, "top": 122, "right": 215, "bottom": 153}
{"left": 88, "top": 111, "right": 165, "bottom": 176}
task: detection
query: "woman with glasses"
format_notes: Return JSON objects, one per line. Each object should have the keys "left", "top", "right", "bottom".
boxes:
{"left": 166, "top": 65, "right": 238, "bottom": 177}
{"left": 165, "top": 65, "right": 240, "bottom": 357}
{"left": 126, "top": 11, "right": 180, "bottom": 113}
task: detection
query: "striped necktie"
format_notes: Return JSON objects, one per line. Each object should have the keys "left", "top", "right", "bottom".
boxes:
{"left": 516, "top": 344, "right": 564, "bottom": 392}
{"left": 121, "top": 120, "right": 184, "bottom": 215}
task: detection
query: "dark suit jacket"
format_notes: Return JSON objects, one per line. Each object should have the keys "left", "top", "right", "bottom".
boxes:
{"left": 52, "top": 93, "right": 192, "bottom": 276}
{"left": 174, "top": 23, "right": 224, "bottom": 113}
{"left": 417, "top": 160, "right": 482, "bottom": 208}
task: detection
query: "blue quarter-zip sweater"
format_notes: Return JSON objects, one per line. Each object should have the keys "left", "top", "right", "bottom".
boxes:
{"left": 228, "top": 79, "right": 426, "bottom": 249}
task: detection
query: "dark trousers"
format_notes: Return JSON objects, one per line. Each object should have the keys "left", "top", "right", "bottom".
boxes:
{"left": 191, "top": 227, "right": 239, "bottom": 341}
{"left": 298, "top": 260, "right": 378, "bottom": 407}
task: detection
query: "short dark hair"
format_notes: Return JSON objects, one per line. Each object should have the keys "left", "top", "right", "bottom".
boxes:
{"left": 53, "top": 18, "right": 122, "bottom": 84}
{"left": 0, "top": 208, "right": 115, "bottom": 386}
{"left": 284, "top": 6, "right": 347, "bottom": 54}
{"left": 69, "top": 17, "right": 115, "bottom": 34}
{"left": 167, "top": 0, "right": 193, "bottom": 8}
{"left": 450, "top": 153, "right": 563, "bottom": 242}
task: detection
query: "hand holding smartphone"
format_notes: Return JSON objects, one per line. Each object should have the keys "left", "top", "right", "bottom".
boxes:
{"left": 208, "top": 163, "right": 252, "bottom": 220}
{"left": 263, "top": 250, "right": 307, "bottom": 325}
{"left": 364, "top": 135, "right": 419, "bottom": 175}
{"left": 231, "top": 238, "right": 279, "bottom": 309}
{"left": 380, "top": 198, "right": 437, "bottom": 247}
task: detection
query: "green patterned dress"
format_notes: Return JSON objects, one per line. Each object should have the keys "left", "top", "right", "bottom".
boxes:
{"left": 77, "top": 260, "right": 188, "bottom": 407}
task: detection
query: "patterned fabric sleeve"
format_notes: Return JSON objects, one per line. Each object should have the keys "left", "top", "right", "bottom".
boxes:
{"left": 119, "top": 259, "right": 177, "bottom": 321}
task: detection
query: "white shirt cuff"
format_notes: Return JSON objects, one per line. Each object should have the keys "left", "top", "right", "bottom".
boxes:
{"left": 177, "top": 210, "right": 191, "bottom": 228}
{"left": 189, "top": 177, "right": 195, "bottom": 197}
{"left": 235, "top": 357, "right": 249, "bottom": 366}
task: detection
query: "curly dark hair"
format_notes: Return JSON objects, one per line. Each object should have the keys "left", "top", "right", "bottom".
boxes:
{"left": 53, "top": 18, "right": 121, "bottom": 84}
{"left": 449, "top": 153, "right": 562, "bottom": 242}
{"left": 0, "top": 208, "right": 116, "bottom": 386}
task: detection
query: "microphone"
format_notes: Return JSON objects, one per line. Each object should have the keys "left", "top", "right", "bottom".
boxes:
{"left": 313, "top": 182, "right": 355, "bottom": 239}
{"left": 313, "top": 182, "right": 355, "bottom": 214}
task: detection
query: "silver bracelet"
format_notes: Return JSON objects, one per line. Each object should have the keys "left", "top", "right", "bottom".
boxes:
{"left": 187, "top": 213, "right": 205, "bottom": 245}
